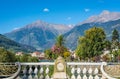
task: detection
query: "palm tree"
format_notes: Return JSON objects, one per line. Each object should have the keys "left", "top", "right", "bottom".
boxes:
{"left": 54, "top": 35, "right": 67, "bottom": 56}
{"left": 56, "top": 35, "right": 64, "bottom": 47}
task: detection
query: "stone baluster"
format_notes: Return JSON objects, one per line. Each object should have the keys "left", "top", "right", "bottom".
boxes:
{"left": 34, "top": 66, "right": 38, "bottom": 79}
{"left": 28, "top": 65, "right": 33, "bottom": 79}
{"left": 77, "top": 67, "right": 81, "bottom": 79}
{"left": 39, "top": 66, "right": 44, "bottom": 79}
{"left": 22, "top": 66, "right": 27, "bottom": 79}
{"left": 71, "top": 66, "right": 76, "bottom": 79}
{"left": 94, "top": 68, "right": 99, "bottom": 79}
{"left": 88, "top": 67, "right": 93, "bottom": 79}
{"left": 45, "top": 66, "right": 50, "bottom": 79}
{"left": 83, "top": 67, "right": 87, "bottom": 79}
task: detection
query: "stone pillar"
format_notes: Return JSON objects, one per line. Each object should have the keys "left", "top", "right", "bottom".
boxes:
{"left": 52, "top": 56, "right": 68, "bottom": 79}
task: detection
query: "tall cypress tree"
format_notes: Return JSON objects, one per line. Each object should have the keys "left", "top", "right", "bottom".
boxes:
{"left": 112, "top": 29, "right": 119, "bottom": 49}
{"left": 112, "top": 29, "right": 119, "bottom": 42}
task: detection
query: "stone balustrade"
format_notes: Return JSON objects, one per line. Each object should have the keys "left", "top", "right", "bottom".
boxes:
{"left": 0, "top": 62, "right": 116, "bottom": 79}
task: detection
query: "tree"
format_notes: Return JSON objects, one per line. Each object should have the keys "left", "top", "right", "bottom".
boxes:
{"left": 28, "top": 56, "right": 39, "bottom": 62}
{"left": 75, "top": 27, "right": 106, "bottom": 60}
{"left": 16, "top": 54, "right": 39, "bottom": 62}
{"left": 63, "top": 51, "right": 70, "bottom": 58}
{"left": 53, "top": 35, "right": 68, "bottom": 57}
{"left": 44, "top": 49, "right": 54, "bottom": 59}
{"left": 19, "top": 54, "right": 30, "bottom": 62}
{"left": 103, "top": 40, "right": 111, "bottom": 50}
{"left": 112, "top": 49, "right": 120, "bottom": 62}
{"left": 45, "top": 35, "right": 70, "bottom": 59}
{"left": 0, "top": 48, "right": 16, "bottom": 62}
{"left": 56, "top": 35, "right": 64, "bottom": 47}
{"left": 112, "top": 29, "right": 119, "bottom": 42}
{"left": 111, "top": 29, "right": 119, "bottom": 49}
{"left": 76, "top": 37, "right": 88, "bottom": 60}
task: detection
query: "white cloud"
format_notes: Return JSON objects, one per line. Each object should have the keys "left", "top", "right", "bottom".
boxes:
{"left": 66, "top": 17, "right": 71, "bottom": 20}
{"left": 68, "top": 24, "right": 74, "bottom": 28}
{"left": 13, "top": 27, "right": 20, "bottom": 30}
{"left": 84, "top": 8, "right": 90, "bottom": 12}
{"left": 43, "top": 8, "right": 49, "bottom": 12}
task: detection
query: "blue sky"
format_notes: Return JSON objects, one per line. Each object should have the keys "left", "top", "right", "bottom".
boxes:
{"left": 0, "top": 0, "right": 120, "bottom": 34}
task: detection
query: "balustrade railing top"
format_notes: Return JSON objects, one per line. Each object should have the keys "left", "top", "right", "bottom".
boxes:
{"left": 0, "top": 62, "right": 116, "bottom": 79}
{"left": 20, "top": 62, "right": 54, "bottom": 65}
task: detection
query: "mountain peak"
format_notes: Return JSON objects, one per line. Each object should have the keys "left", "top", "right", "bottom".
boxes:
{"left": 25, "top": 20, "right": 48, "bottom": 28}
{"left": 81, "top": 10, "right": 120, "bottom": 24}
{"left": 100, "top": 10, "right": 110, "bottom": 16}
{"left": 33, "top": 20, "right": 46, "bottom": 25}
{"left": 4, "top": 20, "right": 71, "bottom": 51}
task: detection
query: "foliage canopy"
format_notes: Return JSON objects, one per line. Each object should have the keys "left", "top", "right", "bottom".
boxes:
{"left": 76, "top": 27, "right": 106, "bottom": 60}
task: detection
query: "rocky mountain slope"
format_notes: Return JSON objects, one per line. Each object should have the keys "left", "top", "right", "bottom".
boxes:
{"left": 81, "top": 10, "right": 120, "bottom": 24}
{"left": 5, "top": 20, "right": 70, "bottom": 51}
{"left": 64, "top": 19, "right": 120, "bottom": 50}
{"left": 0, "top": 34, "right": 36, "bottom": 52}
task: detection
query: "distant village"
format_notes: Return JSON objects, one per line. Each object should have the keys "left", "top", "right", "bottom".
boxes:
{"left": 16, "top": 51, "right": 45, "bottom": 60}
{"left": 15, "top": 49, "right": 76, "bottom": 60}
{"left": 15, "top": 48, "right": 115, "bottom": 61}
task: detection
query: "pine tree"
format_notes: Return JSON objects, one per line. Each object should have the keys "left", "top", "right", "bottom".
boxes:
{"left": 112, "top": 29, "right": 119, "bottom": 42}
{"left": 111, "top": 29, "right": 119, "bottom": 49}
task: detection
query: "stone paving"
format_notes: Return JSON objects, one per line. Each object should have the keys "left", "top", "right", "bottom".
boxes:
{"left": 104, "top": 65, "right": 120, "bottom": 78}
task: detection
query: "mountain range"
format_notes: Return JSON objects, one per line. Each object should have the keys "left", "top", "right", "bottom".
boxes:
{"left": 0, "top": 34, "right": 36, "bottom": 52}
{"left": 64, "top": 19, "right": 120, "bottom": 50}
{"left": 81, "top": 10, "right": 120, "bottom": 24}
{"left": 5, "top": 20, "right": 71, "bottom": 50}
{"left": 4, "top": 10, "right": 120, "bottom": 51}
